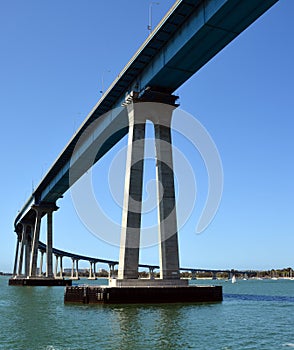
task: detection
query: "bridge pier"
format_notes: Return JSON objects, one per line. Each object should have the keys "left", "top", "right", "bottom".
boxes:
{"left": 70, "top": 258, "right": 80, "bottom": 280}
{"left": 14, "top": 222, "right": 33, "bottom": 277}
{"left": 149, "top": 267, "right": 155, "bottom": 279}
{"left": 88, "top": 261, "right": 96, "bottom": 280}
{"left": 28, "top": 203, "right": 58, "bottom": 278}
{"left": 191, "top": 270, "right": 197, "bottom": 280}
{"left": 10, "top": 214, "right": 71, "bottom": 286}
{"left": 113, "top": 91, "right": 185, "bottom": 287}
{"left": 54, "top": 255, "right": 64, "bottom": 278}
{"left": 108, "top": 263, "right": 116, "bottom": 279}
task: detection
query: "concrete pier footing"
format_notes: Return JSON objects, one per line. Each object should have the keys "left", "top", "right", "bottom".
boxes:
{"left": 9, "top": 277, "right": 72, "bottom": 286}
{"left": 64, "top": 284, "right": 222, "bottom": 304}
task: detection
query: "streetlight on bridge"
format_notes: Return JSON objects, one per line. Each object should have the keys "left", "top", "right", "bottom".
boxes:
{"left": 148, "top": 2, "right": 160, "bottom": 35}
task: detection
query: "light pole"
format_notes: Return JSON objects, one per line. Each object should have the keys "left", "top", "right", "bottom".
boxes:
{"left": 100, "top": 69, "right": 111, "bottom": 95}
{"left": 148, "top": 2, "right": 160, "bottom": 35}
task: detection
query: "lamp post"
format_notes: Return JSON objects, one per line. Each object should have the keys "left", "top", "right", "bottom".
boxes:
{"left": 148, "top": 2, "right": 160, "bottom": 35}
{"left": 100, "top": 70, "right": 111, "bottom": 95}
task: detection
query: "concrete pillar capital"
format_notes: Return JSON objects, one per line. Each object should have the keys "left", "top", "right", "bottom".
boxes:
{"left": 19, "top": 221, "right": 33, "bottom": 234}
{"left": 31, "top": 202, "right": 59, "bottom": 215}
{"left": 126, "top": 100, "right": 177, "bottom": 127}
{"left": 123, "top": 89, "right": 179, "bottom": 126}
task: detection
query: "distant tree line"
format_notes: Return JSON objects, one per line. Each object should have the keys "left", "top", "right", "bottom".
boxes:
{"left": 2, "top": 267, "right": 293, "bottom": 279}
{"left": 59, "top": 267, "right": 293, "bottom": 279}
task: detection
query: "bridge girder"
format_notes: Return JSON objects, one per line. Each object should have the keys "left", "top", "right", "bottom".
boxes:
{"left": 15, "top": 0, "right": 278, "bottom": 228}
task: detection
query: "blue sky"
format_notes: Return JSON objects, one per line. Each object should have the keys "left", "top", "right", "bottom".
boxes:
{"left": 1, "top": 0, "right": 293, "bottom": 273}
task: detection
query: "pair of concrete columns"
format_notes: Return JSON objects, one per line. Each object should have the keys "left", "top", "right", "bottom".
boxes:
{"left": 13, "top": 225, "right": 32, "bottom": 277}
{"left": 31, "top": 204, "right": 58, "bottom": 278}
{"left": 54, "top": 255, "right": 64, "bottom": 278}
{"left": 14, "top": 203, "right": 57, "bottom": 278}
{"left": 118, "top": 99, "right": 180, "bottom": 280}
{"left": 71, "top": 258, "right": 80, "bottom": 279}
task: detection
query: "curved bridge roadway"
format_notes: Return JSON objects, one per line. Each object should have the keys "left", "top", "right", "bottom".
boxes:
{"left": 38, "top": 240, "right": 250, "bottom": 280}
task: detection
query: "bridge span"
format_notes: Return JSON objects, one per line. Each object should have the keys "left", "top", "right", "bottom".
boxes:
{"left": 18, "top": 239, "right": 252, "bottom": 281}
{"left": 11, "top": 0, "right": 278, "bottom": 286}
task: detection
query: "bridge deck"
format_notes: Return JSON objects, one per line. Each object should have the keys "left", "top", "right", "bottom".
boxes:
{"left": 15, "top": 0, "right": 278, "bottom": 227}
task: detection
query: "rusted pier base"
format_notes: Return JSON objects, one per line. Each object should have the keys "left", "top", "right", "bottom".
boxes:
{"left": 64, "top": 285, "right": 222, "bottom": 304}
{"left": 9, "top": 278, "right": 72, "bottom": 286}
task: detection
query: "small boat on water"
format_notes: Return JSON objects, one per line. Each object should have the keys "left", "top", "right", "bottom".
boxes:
{"left": 232, "top": 275, "right": 237, "bottom": 284}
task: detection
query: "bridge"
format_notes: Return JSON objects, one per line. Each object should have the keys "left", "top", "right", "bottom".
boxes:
{"left": 10, "top": 0, "right": 278, "bottom": 291}
{"left": 16, "top": 239, "right": 252, "bottom": 281}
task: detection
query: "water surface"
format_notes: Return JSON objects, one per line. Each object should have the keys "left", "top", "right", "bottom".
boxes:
{"left": 0, "top": 277, "right": 293, "bottom": 349}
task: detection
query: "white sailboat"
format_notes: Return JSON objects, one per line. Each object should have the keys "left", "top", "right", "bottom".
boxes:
{"left": 232, "top": 275, "right": 237, "bottom": 284}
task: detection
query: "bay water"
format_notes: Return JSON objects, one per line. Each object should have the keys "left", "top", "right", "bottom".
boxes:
{"left": 0, "top": 276, "right": 293, "bottom": 349}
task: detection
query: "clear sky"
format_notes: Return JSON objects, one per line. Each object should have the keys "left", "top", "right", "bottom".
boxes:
{"left": 1, "top": 0, "right": 293, "bottom": 273}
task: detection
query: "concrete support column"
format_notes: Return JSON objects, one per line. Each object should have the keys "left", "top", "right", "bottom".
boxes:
{"left": 75, "top": 259, "right": 79, "bottom": 279}
{"left": 18, "top": 225, "right": 27, "bottom": 276}
{"left": 108, "top": 264, "right": 112, "bottom": 279}
{"left": 29, "top": 207, "right": 42, "bottom": 277}
{"left": 71, "top": 259, "right": 75, "bottom": 278}
{"left": 13, "top": 233, "right": 21, "bottom": 276}
{"left": 59, "top": 256, "right": 63, "bottom": 278}
{"left": 88, "top": 262, "right": 96, "bottom": 280}
{"left": 118, "top": 102, "right": 146, "bottom": 279}
{"left": 89, "top": 262, "right": 93, "bottom": 279}
{"left": 93, "top": 263, "right": 96, "bottom": 278}
{"left": 46, "top": 210, "right": 54, "bottom": 278}
{"left": 39, "top": 251, "right": 44, "bottom": 277}
{"left": 154, "top": 109, "right": 180, "bottom": 280}
{"left": 54, "top": 255, "right": 59, "bottom": 277}
{"left": 25, "top": 233, "right": 31, "bottom": 277}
